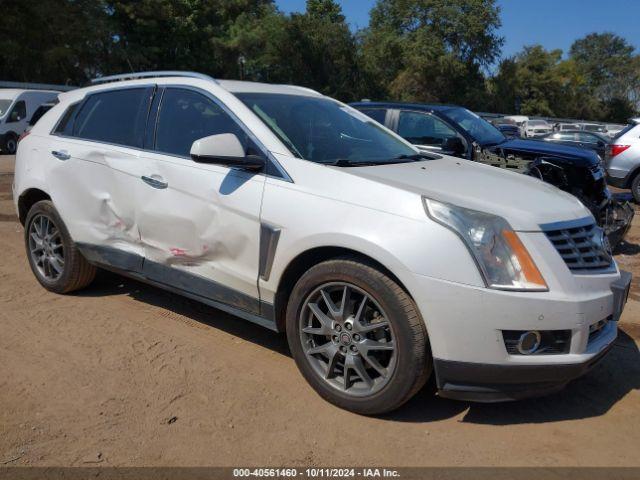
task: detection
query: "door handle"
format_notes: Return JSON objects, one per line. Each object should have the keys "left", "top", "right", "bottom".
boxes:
{"left": 51, "top": 150, "right": 70, "bottom": 161}
{"left": 141, "top": 175, "right": 168, "bottom": 189}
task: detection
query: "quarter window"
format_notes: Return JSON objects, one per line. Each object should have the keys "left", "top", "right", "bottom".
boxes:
{"left": 73, "top": 88, "right": 151, "bottom": 148}
{"left": 155, "top": 88, "right": 247, "bottom": 158}
{"left": 54, "top": 103, "right": 80, "bottom": 136}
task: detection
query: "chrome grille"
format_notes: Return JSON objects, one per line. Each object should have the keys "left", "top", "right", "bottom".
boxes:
{"left": 543, "top": 220, "right": 613, "bottom": 272}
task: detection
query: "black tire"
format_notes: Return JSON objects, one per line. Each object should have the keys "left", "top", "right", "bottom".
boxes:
{"left": 3, "top": 133, "right": 17, "bottom": 155}
{"left": 24, "top": 200, "right": 96, "bottom": 293}
{"left": 631, "top": 173, "right": 640, "bottom": 204}
{"left": 286, "top": 257, "right": 431, "bottom": 415}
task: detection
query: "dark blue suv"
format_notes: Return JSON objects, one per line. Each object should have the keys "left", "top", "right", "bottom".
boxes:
{"left": 351, "top": 101, "right": 633, "bottom": 246}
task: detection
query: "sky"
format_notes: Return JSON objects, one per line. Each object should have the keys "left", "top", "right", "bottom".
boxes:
{"left": 275, "top": 0, "right": 640, "bottom": 61}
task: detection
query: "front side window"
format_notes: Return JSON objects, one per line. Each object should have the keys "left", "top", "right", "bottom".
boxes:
{"left": 441, "top": 107, "right": 505, "bottom": 146}
{"left": 73, "top": 88, "right": 151, "bottom": 148}
{"left": 397, "top": 111, "right": 458, "bottom": 147}
{"left": 7, "top": 101, "right": 26, "bottom": 123}
{"left": 236, "top": 93, "right": 416, "bottom": 165}
{"left": 155, "top": 88, "right": 247, "bottom": 158}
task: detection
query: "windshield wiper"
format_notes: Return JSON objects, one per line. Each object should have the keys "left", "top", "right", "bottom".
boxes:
{"left": 324, "top": 159, "right": 383, "bottom": 167}
{"left": 394, "top": 152, "right": 441, "bottom": 161}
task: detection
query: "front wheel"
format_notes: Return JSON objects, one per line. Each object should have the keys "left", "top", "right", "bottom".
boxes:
{"left": 24, "top": 200, "right": 96, "bottom": 293}
{"left": 286, "top": 258, "right": 431, "bottom": 415}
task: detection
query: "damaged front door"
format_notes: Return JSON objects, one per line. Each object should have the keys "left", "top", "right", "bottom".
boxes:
{"left": 137, "top": 87, "right": 266, "bottom": 316}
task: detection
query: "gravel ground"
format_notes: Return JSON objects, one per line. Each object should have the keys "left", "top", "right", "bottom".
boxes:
{"left": 1, "top": 153, "right": 639, "bottom": 467}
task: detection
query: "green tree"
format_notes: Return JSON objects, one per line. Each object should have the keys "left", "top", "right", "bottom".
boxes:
{"left": 360, "top": 0, "right": 503, "bottom": 108}
{"left": 569, "top": 32, "right": 639, "bottom": 121}
{"left": 0, "top": 0, "right": 115, "bottom": 84}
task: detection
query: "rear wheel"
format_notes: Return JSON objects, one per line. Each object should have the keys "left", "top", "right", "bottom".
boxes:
{"left": 24, "top": 200, "right": 96, "bottom": 293}
{"left": 286, "top": 258, "right": 431, "bottom": 415}
{"left": 631, "top": 173, "right": 640, "bottom": 204}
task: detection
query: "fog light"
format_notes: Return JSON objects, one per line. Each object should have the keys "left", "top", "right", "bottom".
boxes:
{"left": 517, "top": 331, "right": 542, "bottom": 355}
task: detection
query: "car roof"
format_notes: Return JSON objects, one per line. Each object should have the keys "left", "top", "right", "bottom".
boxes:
{"left": 0, "top": 89, "right": 23, "bottom": 100}
{"left": 350, "top": 101, "right": 459, "bottom": 112}
{"left": 216, "top": 80, "right": 322, "bottom": 97}
{"left": 59, "top": 75, "right": 324, "bottom": 103}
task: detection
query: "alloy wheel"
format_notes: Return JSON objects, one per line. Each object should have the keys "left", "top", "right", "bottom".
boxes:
{"left": 28, "top": 214, "right": 65, "bottom": 281}
{"left": 299, "top": 282, "right": 397, "bottom": 397}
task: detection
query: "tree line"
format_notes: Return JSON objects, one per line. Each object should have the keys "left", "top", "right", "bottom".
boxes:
{"left": 1, "top": 0, "right": 638, "bottom": 122}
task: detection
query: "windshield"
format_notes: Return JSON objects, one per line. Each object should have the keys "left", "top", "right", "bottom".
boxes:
{"left": 235, "top": 93, "right": 417, "bottom": 164}
{"left": 0, "top": 99, "right": 12, "bottom": 117}
{"left": 441, "top": 107, "right": 505, "bottom": 145}
{"left": 529, "top": 120, "right": 548, "bottom": 126}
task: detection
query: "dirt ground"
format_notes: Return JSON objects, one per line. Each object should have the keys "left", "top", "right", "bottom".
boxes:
{"left": 1, "top": 153, "right": 639, "bottom": 467}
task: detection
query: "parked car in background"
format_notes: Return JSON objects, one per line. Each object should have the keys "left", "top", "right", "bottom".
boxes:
{"left": 542, "top": 130, "right": 609, "bottom": 161}
{"left": 351, "top": 101, "right": 634, "bottom": 246}
{"left": 555, "top": 123, "right": 581, "bottom": 132}
{"left": 495, "top": 123, "right": 520, "bottom": 138}
{"left": 19, "top": 101, "right": 57, "bottom": 141}
{"left": 12, "top": 72, "right": 632, "bottom": 414}
{"left": 502, "top": 115, "right": 529, "bottom": 127}
{"left": 605, "top": 124, "right": 626, "bottom": 138}
{"left": 522, "top": 119, "right": 553, "bottom": 137}
{"left": 606, "top": 118, "right": 640, "bottom": 202}
{"left": 580, "top": 123, "right": 607, "bottom": 134}
{"left": 0, "top": 89, "right": 59, "bottom": 154}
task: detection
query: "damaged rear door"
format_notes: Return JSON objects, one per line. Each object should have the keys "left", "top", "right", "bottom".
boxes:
{"left": 136, "top": 87, "right": 266, "bottom": 316}
{"left": 47, "top": 86, "right": 154, "bottom": 272}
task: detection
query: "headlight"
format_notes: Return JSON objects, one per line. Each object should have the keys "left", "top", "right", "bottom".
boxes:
{"left": 424, "top": 198, "right": 548, "bottom": 291}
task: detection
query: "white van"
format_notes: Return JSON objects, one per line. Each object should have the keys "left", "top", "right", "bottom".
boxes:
{"left": 0, "top": 89, "right": 59, "bottom": 154}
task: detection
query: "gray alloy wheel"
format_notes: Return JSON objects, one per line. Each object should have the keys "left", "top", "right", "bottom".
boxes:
{"left": 299, "top": 282, "right": 397, "bottom": 397}
{"left": 28, "top": 213, "right": 65, "bottom": 281}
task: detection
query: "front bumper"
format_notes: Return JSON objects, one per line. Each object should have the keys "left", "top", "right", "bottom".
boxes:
{"left": 435, "top": 342, "right": 613, "bottom": 402}
{"left": 406, "top": 261, "right": 631, "bottom": 402}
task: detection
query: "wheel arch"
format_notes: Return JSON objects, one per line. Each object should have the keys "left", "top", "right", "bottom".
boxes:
{"left": 18, "top": 188, "right": 51, "bottom": 225}
{"left": 273, "top": 246, "right": 415, "bottom": 333}
{"left": 626, "top": 163, "right": 640, "bottom": 188}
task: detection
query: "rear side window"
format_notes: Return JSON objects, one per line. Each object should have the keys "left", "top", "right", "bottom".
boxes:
{"left": 73, "top": 88, "right": 151, "bottom": 148}
{"left": 155, "top": 88, "right": 247, "bottom": 157}
{"left": 358, "top": 108, "right": 387, "bottom": 125}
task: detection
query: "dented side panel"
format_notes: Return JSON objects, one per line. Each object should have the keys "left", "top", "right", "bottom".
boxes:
{"left": 45, "top": 137, "right": 146, "bottom": 263}
{"left": 135, "top": 151, "right": 265, "bottom": 312}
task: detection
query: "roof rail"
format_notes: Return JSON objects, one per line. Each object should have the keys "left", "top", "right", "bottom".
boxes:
{"left": 90, "top": 71, "right": 217, "bottom": 86}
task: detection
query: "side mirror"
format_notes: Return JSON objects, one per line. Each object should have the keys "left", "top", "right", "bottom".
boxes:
{"left": 442, "top": 137, "right": 466, "bottom": 156}
{"left": 190, "top": 133, "right": 265, "bottom": 171}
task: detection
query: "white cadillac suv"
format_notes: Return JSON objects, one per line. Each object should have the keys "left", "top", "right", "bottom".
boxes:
{"left": 13, "top": 72, "right": 631, "bottom": 414}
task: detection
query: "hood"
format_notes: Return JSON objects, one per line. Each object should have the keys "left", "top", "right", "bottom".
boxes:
{"left": 494, "top": 138, "right": 600, "bottom": 167}
{"left": 340, "top": 157, "right": 590, "bottom": 231}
